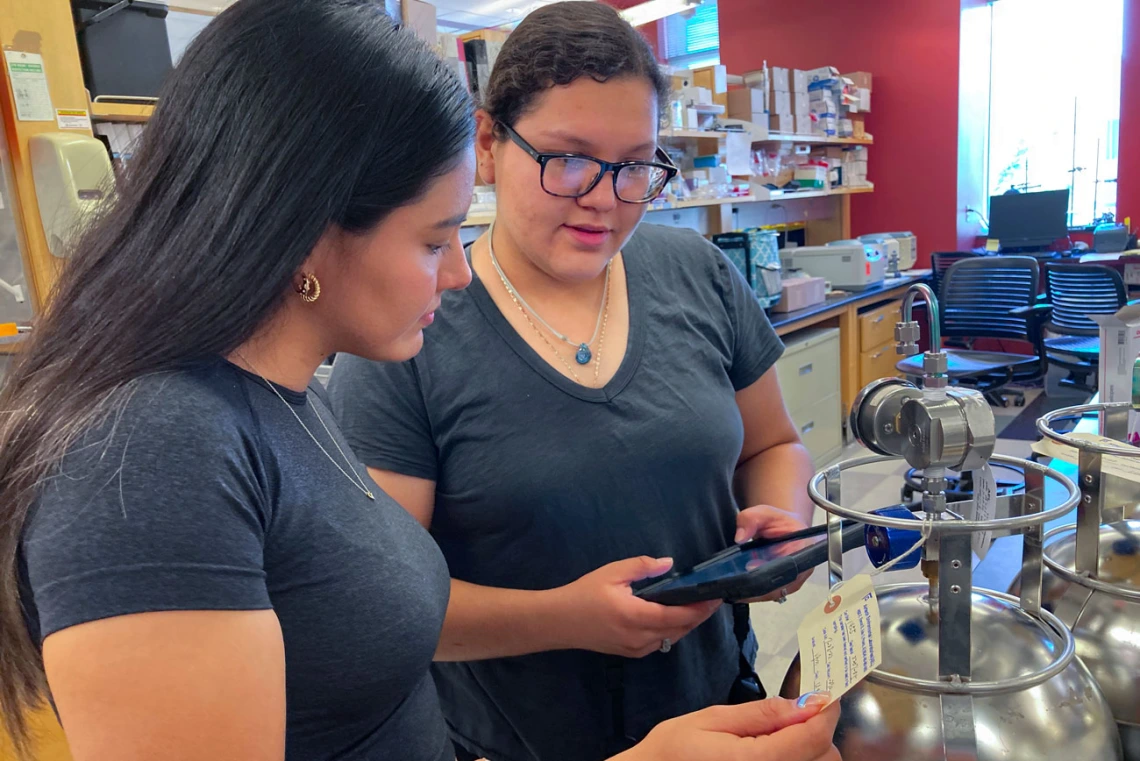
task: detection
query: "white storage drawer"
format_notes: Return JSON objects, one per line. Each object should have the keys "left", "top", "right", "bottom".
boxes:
{"left": 789, "top": 393, "right": 843, "bottom": 465}
{"left": 776, "top": 327, "right": 841, "bottom": 414}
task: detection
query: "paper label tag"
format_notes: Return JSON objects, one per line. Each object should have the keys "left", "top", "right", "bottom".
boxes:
{"left": 797, "top": 574, "right": 882, "bottom": 704}
{"left": 1031, "top": 432, "right": 1140, "bottom": 481}
{"left": 970, "top": 464, "right": 996, "bottom": 561}
{"left": 4, "top": 51, "right": 54, "bottom": 122}
{"left": 985, "top": 238, "right": 1000, "bottom": 252}
{"left": 55, "top": 108, "right": 91, "bottom": 130}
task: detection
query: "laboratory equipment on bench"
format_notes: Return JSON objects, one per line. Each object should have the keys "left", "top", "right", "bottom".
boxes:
{"left": 780, "top": 282, "right": 1121, "bottom": 761}
{"left": 780, "top": 241, "right": 884, "bottom": 291}
{"left": 29, "top": 132, "right": 115, "bottom": 258}
{"left": 858, "top": 235, "right": 901, "bottom": 277}
{"left": 1013, "top": 402, "right": 1140, "bottom": 759}
{"left": 1095, "top": 222, "right": 1133, "bottom": 253}
{"left": 861, "top": 231, "right": 917, "bottom": 273}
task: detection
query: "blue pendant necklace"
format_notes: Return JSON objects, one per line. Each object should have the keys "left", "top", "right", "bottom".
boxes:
{"left": 487, "top": 222, "right": 611, "bottom": 365}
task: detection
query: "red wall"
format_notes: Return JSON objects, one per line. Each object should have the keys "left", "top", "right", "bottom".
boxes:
{"left": 1117, "top": 0, "right": 1140, "bottom": 227}
{"left": 718, "top": 0, "right": 964, "bottom": 267}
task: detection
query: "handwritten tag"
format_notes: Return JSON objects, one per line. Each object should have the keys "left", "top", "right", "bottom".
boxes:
{"left": 1031, "top": 432, "right": 1140, "bottom": 482}
{"left": 797, "top": 574, "right": 882, "bottom": 704}
{"left": 969, "top": 464, "right": 996, "bottom": 561}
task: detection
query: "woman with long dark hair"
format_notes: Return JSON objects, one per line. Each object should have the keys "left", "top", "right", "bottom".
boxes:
{"left": 0, "top": 1, "right": 838, "bottom": 760}
{"left": 327, "top": 3, "right": 830, "bottom": 761}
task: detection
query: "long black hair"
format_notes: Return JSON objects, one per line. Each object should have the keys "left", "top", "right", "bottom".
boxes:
{"left": 0, "top": 0, "right": 472, "bottom": 751}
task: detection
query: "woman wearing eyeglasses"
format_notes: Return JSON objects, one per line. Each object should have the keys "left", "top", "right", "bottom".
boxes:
{"left": 326, "top": 3, "right": 825, "bottom": 761}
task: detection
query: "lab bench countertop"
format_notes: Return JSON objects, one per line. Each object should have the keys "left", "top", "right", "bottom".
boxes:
{"left": 768, "top": 270, "right": 931, "bottom": 334}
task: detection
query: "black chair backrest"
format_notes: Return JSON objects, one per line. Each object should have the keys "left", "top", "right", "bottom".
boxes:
{"left": 940, "top": 255, "right": 1039, "bottom": 341}
{"left": 931, "top": 251, "right": 982, "bottom": 299}
{"left": 1043, "top": 263, "right": 1126, "bottom": 336}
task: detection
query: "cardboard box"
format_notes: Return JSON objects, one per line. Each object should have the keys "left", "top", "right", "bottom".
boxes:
{"left": 790, "top": 69, "right": 808, "bottom": 93}
{"left": 684, "top": 107, "right": 700, "bottom": 129}
{"left": 805, "top": 66, "right": 840, "bottom": 83}
{"left": 809, "top": 99, "right": 836, "bottom": 116}
{"left": 790, "top": 89, "right": 812, "bottom": 112}
{"left": 771, "top": 276, "right": 827, "bottom": 313}
{"left": 844, "top": 71, "right": 873, "bottom": 90}
{"left": 769, "top": 66, "right": 790, "bottom": 92}
{"left": 795, "top": 114, "right": 814, "bottom": 135}
{"left": 838, "top": 118, "right": 854, "bottom": 138}
{"left": 794, "top": 163, "right": 828, "bottom": 188}
{"left": 808, "top": 85, "right": 837, "bottom": 102}
{"left": 727, "top": 88, "right": 766, "bottom": 120}
{"left": 852, "top": 118, "right": 866, "bottom": 139}
{"left": 1092, "top": 305, "right": 1140, "bottom": 441}
{"left": 858, "top": 88, "right": 872, "bottom": 112}
{"left": 814, "top": 116, "right": 838, "bottom": 136}
{"left": 402, "top": 0, "right": 437, "bottom": 45}
{"left": 770, "top": 90, "right": 791, "bottom": 115}
{"left": 769, "top": 113, "right": 795, "bottom": 134}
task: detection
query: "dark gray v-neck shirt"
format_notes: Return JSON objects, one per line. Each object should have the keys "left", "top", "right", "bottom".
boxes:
{"left": 327, "top": 223, "right": 785, "bottom": 761}
{"left": 19, "top": 360, "right": 452, "bottom": 761}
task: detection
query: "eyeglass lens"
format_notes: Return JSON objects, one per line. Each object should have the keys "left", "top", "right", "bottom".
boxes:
{"left": 542, "top": 157, "right": 670, "bottom": 202}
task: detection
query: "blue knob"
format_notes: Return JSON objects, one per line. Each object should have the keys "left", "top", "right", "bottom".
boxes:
{"left": 865, "top": 506, "right": 923, "bottom": 570}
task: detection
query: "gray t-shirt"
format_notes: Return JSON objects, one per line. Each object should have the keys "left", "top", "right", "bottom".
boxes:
{"left": 327, "top": 223, "right": 785, "bottom": 761}
{"left": 19, "top": 360, "right": 452, "bottom": 761}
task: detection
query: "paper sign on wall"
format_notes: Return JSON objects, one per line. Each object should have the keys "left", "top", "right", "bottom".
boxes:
{"left": 4, "top": 51, "right": 54, "bottom": 122}
{"left": 797, "top": 574, "right": 882, "bottom": 705}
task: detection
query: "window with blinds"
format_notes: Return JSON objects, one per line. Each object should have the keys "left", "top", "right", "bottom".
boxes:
{"left": 662, "top": 0, "right": 720, "bottom": 69}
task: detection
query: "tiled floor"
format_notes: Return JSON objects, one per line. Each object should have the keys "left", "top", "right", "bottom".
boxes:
{"left": 749, "top": 394, "right": 1041, "bottom": 696}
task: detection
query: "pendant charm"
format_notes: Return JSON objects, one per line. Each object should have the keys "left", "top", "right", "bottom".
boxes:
{"left": 575, "top": 343, "right": 592, "bottom": 364}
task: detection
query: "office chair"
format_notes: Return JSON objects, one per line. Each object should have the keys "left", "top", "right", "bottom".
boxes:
{"left": 930, "top": 251, "right": 982, "bottom": 349}
{"left": 896, "top": 255, "right": 1050, "bottom": 407}
{"left": 1040, "top": 263, "right": 1127, "bottom": 393}
{"left": 930, "top": 251, "right": 982, "bottom": 300}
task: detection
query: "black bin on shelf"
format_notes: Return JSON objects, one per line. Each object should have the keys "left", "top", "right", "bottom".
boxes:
{"left": 73, "top": 0, "right": 173, "bottom": 99}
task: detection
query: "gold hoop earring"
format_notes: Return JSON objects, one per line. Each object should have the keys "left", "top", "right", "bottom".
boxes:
{"left": 297, "top": 273, "right": 321, "bottom": 303}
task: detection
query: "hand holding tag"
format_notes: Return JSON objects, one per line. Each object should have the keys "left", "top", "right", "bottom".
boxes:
{"left": 797, "top": 574, "right": 882, "bottom": 705}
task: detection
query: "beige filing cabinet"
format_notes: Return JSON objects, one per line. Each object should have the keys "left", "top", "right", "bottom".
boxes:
{"left": 775, "top": 327, "right": 843, "bottom": 465}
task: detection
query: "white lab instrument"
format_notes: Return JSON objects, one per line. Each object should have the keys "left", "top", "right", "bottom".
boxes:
{"left": 782, "top": 241, "right": 885, "bottom": 291}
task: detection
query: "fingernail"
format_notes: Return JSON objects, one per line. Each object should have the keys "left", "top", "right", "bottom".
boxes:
{"left": 656, "top": 557, "right": 674, "bottom": 569}
{"left": 796, "top": 691, "right": 831, "bottom": 709}
{"left": 734, "top": 528, "right": 747, "bottom": 544}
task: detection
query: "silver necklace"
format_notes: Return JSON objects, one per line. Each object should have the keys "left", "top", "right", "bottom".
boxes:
{"left": 235, "top": 352, "right": 375, "bottom": 501}
{"left": 487, "top": 221, "right": 610, "bottom": 365}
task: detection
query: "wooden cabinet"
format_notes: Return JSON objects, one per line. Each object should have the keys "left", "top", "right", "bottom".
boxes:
{"left": 857, "top": 299, "right": 904, "bottom": 389}
{"left": 858, "top": 300, "right": 900, "bottom": 350}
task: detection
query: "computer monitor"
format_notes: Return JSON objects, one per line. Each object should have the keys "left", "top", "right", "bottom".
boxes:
{"left": 988, "top": 189, "right": 1070, "bottom": 249}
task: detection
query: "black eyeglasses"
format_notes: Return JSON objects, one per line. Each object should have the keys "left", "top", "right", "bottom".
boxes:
{"left": 500, "top": 123, "right": 678, "bottom": 204}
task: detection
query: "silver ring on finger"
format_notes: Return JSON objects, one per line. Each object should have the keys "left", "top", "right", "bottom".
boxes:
{"left": 659, "top": 638, "right": 672, "bottom": 653}
{"left": 777, "top": 587, "right": 788, "bottom": 604}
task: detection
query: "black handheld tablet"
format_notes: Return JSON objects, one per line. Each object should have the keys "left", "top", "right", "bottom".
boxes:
{"left": 634, "top": 522, "right": 867, "bottom": 605}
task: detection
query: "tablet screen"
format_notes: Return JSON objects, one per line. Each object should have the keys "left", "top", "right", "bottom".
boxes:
{"left": 647, "top": 532, "right": 826, "bottom": 594}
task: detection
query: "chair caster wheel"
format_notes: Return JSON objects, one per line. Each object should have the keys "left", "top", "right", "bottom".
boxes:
{"left": 1015, "top": 397, "right": 1026, "bottom": 407}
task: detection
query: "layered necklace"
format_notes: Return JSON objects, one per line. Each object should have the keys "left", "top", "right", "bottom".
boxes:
{"left": 486, "top": 221, "right": 611, "bottom": 385}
